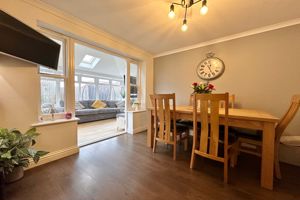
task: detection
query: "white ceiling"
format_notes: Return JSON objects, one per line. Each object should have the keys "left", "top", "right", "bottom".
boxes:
{"left": 74, "top": 43, "right": 126, "bottom": 78}
{"left": 41, "top": 0, "right": 300, "bottom": 55}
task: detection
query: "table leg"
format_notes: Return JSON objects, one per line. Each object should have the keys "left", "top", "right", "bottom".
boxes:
{"left": 147, "top": 110, "right": 154, "bottom": 147}
{"left": 261, "top": 122, "right": 275, "bottom": 190}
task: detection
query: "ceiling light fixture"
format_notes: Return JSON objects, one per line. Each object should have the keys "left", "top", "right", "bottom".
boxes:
{"left": 168, "top": 0, "right": 209, "bottom": 32}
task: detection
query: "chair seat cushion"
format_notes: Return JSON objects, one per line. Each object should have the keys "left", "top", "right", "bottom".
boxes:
{"left": 280, "top": 136, "right": 300, "bottom": 146}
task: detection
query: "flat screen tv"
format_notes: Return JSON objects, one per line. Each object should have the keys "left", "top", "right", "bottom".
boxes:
{"left": 0, "top": 10, "right": 60, "bottom": 70}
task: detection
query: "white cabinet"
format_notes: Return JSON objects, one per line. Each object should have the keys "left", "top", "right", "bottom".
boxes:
{"left": 126, "top": 110, "right": 147, "bottom": 134}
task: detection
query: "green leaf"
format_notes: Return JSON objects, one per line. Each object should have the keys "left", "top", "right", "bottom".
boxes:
{"left": 1, "top": 151, "right": 12, "bottom": 159}
{"left": 36, "top": 151, "right": 49, "bottom": 157}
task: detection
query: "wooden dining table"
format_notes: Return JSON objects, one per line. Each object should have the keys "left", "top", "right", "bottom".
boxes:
{"left": 147, "top": 105, "right": 279, "bottom": 190}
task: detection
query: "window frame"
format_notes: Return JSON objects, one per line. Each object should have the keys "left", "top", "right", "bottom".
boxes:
{"left": 38, "top": 30, "right": 68, "bottom": 117}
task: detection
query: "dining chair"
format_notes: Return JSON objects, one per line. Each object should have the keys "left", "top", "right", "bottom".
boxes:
{"left": 179, "top": 94, "right": 236, "bottom": 127}
{"left": 190, "top": 93, "right": 238, "bottom": 183}
{"left": 150, "top": 93, "right": 189, "bottom": 160}
{"left": 234, "top": 95, "right": 300, "bottom": 179}
{"left": 220, "top": 94, "right": 235, "bottom": 108}
{"left": 191, "top": 94, "right": 236, "bottom": 108}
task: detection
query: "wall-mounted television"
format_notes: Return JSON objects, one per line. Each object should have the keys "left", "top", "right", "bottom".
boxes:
{"left": 0, "top": 10, "right": 60, "bottom": 70}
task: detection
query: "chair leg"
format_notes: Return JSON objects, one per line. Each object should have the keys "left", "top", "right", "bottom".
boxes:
{"left": 173, "top": 142, "right": 177, "bottom": 160}
{"left": 274, "top": 145, "right": 282, "bottom": 179}
{"left": 230, "top": 142, "right": 239, "bottom": 168}
{"left": 152, "top": 139, "right": 157, "bottom": 153}
{"left": 184, "top": 137, "right": 188, "bottom": 151}
{"left": 224, "top": 159, "right": 229, "bottom": 183}
{"left": 190, "top": 152, "right": 195, "bottom": 169}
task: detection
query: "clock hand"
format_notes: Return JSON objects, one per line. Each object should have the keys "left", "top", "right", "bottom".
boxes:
{"left": 207, "top": 65, "right": 213, "bottom": 74}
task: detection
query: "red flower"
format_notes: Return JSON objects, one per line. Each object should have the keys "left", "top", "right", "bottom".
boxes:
{"left": 192, "top": 82, "right": 198, "bottom": 87}
{"left": 208, "top": 84, "right": 214, "bottom": 89}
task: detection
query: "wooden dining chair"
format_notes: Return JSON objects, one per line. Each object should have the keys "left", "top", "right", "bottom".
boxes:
{"left": 150, "top": 93, "right": 189, "bottom": 160}
{"left": 190, "top": 93, "right": 238, "bottom": 183}
{"left": 234, "top": 95, "right": 300, "bottom": 179}
{"left": 220, "top": 94, "right": 236, "bottom": 108}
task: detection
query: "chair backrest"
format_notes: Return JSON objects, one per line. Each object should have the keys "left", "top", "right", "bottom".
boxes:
{"left": 193, "top": 93, "right": 229, "bottom": 159}
{"left": 190, "top": 94, "right": 235, "bottom": 108}
{"left": 150, "top": 94, "right": 177, "bottom": 143}
{"left": 220, "top": 94, "right": 235, "bottom": 108}
{"left": 275, "top": 95, "right": 300, "bottom": 144}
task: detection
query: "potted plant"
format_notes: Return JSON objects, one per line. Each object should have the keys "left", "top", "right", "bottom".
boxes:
{"left": 0, "top": 128, "right": 48, "bottom": 183}
{"left": 191, "top": 82, "right": 215, "bottom": 94}
{"left": 132, "top": 100, "right": 141, "bottom": 111}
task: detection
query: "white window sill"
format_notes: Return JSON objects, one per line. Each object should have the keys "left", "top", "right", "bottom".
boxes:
{"left": 31, "top": 118, "right": 79, "bottom": 127}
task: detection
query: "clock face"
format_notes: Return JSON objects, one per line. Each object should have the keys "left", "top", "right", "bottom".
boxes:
{"left": 197, "top": 57, "right": 225, "bottom": 80}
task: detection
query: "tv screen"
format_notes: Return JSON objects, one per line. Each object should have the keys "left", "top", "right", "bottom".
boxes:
{"left": 0, "top": 10, "right": 60, "bottom": 70}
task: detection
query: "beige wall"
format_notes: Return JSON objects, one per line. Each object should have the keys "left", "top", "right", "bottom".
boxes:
{"left": 0, "top": 55, "right": 39, "bottom": 132}
{"left": 154, "top": 25, "right": 300, "bottom": 164}
{"left": 0, "top": 0, "right": 153, "bottom": 166}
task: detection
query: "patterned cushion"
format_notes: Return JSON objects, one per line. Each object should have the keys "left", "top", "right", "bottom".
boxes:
{"left": 75, "top": 102, "right": 85, "bottom": 110}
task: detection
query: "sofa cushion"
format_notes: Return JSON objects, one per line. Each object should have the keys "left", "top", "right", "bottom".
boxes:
{"left": 105, "top": 101, "right": 117, "bottom": 108}
{"left": 75, "top": 101, "right": 85, "bottom": 110}
{"left": 91, "top": 100, "right": 107, "bottom": 109}
{"left": 76, "top": 108, "right": 119, "bottom": 116}
{"left": 79, "top": 100, "right": 92, "bottom": 109}
{"left": 116, "top": 100, "right": 125, "bottom": 108}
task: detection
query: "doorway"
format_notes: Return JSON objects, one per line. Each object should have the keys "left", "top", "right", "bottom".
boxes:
{"left": 74, "top": 42, "right": 132, "bottom": 146}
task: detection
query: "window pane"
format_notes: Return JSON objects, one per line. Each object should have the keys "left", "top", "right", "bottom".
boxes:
{"left": 81, "top": 77, "right": 95, "bottom": 83}
{"left": 130, "top": 63, "right": 139, "bottom": 101}
{"left": 111, "top": 85, "right": 123, "bottom": 101}
{"left": 81, "top": 83, "right": 96, "bottom": 100}
{"left": 40, "top": 77, "right": 65, "bottom": 114}
{"left": 112, "top": 80, "right": 121, "bottom": 86}
{"left": 40, "top": 38, "right": 65, "bottom": 76}
{"left": 75, "top": 83, "right": 80, "bottom": 101}
{"left": 99, "top": 79, "right": 109, "bottom": 84}
{"left": 98, "top": 84, "right": 111, "bottom": 100}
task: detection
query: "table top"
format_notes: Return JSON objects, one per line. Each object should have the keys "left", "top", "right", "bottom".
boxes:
{"left": 148, "top": 105, "right": 279, "bottom": 123}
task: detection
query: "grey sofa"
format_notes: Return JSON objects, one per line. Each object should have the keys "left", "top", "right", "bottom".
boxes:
{"left": 75, "top": 100, "right": 125, "bottom": 124}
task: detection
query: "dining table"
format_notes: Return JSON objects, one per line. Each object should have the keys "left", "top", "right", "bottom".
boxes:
{"left": 147, "top": 105, "right": 279, "bottom": 190}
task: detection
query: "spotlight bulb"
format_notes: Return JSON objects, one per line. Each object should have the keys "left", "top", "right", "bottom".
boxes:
{"left": 200, "top": 5, "right": 208, "bottom": 15}
{"left": 181, "top": 20, "right": 188, "bottom": 32}
{"left": 168, "top": 4, "right": 175, "bottom": 19}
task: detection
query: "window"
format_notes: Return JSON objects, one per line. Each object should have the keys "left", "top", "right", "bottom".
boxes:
{"left": 79, "top": 54, "right": 100, "bottom": 69}
{"left": 39, "top": 36, "right": 66, "bottom": 115}
{"left": 130, "top": 63, "right": 139, "bottom": 100}
{"left": 40, "top": 77, "right": 65, "bottom": 114}
{"left": 98, "top": 79, "right": 111, "bottom": 100}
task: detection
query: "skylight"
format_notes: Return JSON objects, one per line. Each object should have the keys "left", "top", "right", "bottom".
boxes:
{"left": 79, "top": 54, "right": 100, "bottom": 69}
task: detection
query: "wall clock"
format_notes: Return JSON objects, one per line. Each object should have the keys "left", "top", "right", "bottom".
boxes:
{"left": 196, "top": 53, "right": 225, "bottom": 80}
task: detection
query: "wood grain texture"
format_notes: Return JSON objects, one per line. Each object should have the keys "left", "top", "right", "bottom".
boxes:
{"left": 150, "top": 94, "right": 188, "bottom": 160}
{"left": 190, "top": 93, "right": 234, "bottom": 183}
{"left": 148, "top": 105, "right": 279, "bottom": 189}
{"left": 78, "top": 119, "right": 124, "bottom": 147}
{"left": 236, "top": 94, "right": 300, "bottom": 181}
{"left": 4, "top": 133, "right": 300, "bottom": 200}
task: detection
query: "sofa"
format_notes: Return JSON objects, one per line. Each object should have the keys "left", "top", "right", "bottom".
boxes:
{"left": 75, "top": 100, "right": 125, "bottom": 124}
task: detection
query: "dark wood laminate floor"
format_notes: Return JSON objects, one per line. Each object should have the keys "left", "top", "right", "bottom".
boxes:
{"left": 4, "top": 132, "right": 300, "bottom": 200}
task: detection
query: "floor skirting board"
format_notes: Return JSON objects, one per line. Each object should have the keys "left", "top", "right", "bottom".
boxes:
{"left": 28, "top": 146, "right": 79, "bottom": 169}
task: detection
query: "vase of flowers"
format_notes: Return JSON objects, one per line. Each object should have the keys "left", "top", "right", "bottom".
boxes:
{"left": 191, "top": 82, "right": 215, "bottom": 94}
